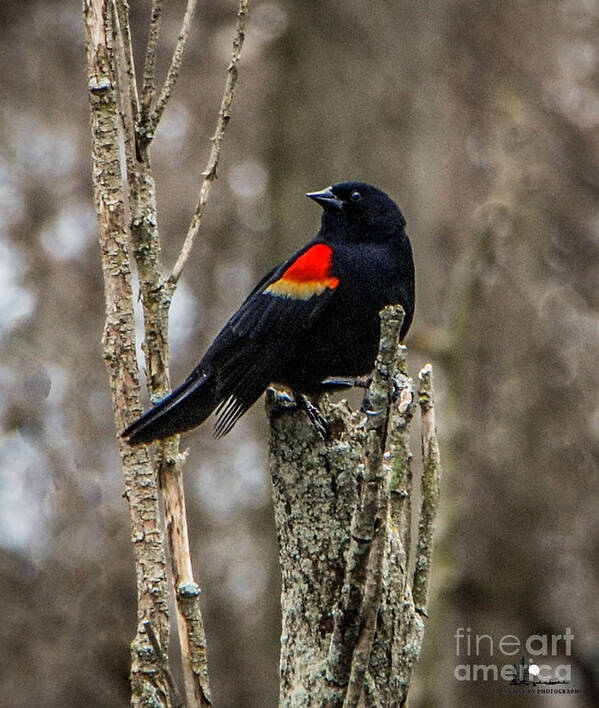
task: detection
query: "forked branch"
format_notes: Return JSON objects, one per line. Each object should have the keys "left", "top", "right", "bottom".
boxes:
{"left": 148, "top": 0, "right": 199, "bottom": 138}
{"left": 85, "top": 1, "right": 250, "bottom": 705}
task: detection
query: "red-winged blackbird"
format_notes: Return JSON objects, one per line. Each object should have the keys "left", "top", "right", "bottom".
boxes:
{"left": 122, "top": 181, "right": 415, "bottom": 444}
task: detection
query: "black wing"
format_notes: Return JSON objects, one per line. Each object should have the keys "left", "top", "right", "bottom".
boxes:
{"left": 207, "top": 241, "right": 340, "bottom": 435}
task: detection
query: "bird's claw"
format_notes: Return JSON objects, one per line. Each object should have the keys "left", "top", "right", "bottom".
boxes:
{"left": 297, "top": 394, "right": 329, "bottom": 439}
{"left": 360, "top": 389, "right": 372, "bottom": 414}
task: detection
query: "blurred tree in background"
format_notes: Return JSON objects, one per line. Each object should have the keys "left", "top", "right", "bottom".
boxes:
{"left": 0, "top": 1, "right": 597, "bottom": 706}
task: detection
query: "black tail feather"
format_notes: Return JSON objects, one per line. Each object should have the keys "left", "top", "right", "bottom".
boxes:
{"left": 121, "top": 370, "right": 216, "bottom": 445}
{"left": 212, "top": 357, "right": 271, "bottom": 438}
{"left": 213, "top": 395, "right": 244, "bottom": 438}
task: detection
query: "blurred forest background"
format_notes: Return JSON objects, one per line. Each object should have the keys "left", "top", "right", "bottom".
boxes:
{"left": 1, "top": 0, "right": 598, "bottom": 706}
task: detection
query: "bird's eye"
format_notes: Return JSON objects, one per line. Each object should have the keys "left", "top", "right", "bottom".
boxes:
{"left": 350, "top": 191, "right": 361, "bottom": 202}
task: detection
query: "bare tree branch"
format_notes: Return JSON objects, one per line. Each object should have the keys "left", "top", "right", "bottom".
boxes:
{"left": 112, "top": 0, "right": 140, "bottom": 119}
{"left": 147, "top": 0, "right": 199, "bottom": 139}
{"left": 141, "top": 0, "right": 163, "bottom": 114}
{"left": 412, "top": 364, "right": 441, "bottom": 613}
{"left": 112, "top": 1, "right": 248, "bottom": 700}
{"left": 169, "top": 0, "right": 249, "bottom": 286}
{"left": 112, "top": 0, "right": 141, "bottom": 183}
{"left": 112, "top": 2, "right": 213, "bottom": 701}
{"left": 87, "top": 1, "right": 238, "bottom": 703}
{"left": 160, "top": 444, "right": 212, "bottom": 706}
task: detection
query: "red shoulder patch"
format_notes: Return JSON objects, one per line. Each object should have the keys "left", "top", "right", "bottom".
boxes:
{"left": 265, "top": 244, "right": 339, "bottom": 300}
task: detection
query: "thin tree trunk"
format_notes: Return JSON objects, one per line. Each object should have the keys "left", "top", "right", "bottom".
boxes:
{"left": 83, "top": 1, "right": 248, "bottom": 704}
{"left": 267, "top": 305, "right": 441, "bottom": 707}
{"left": 83, "top": 2, "right": 174, "bottom": 703}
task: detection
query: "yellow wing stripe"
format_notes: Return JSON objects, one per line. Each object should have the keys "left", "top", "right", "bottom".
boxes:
{"left": 265, "top": 277, "right": 339, "bottom": 300}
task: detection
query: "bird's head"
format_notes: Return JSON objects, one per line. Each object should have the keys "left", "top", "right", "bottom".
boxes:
{"left": 306, "top": 181, "right": 406, "bottom": 242}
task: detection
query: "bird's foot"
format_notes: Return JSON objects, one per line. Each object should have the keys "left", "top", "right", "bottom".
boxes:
{"left": 320, "top": 375, "right": 372, "bottom": 389}
{"left": 266, "top": 388, "right": 296, "bottom": 416}
{"left": 267, "top": 388, "right": 329, "bottom": 439}
{"left": 296, "top": 393, "right": 329, "bottom": 439}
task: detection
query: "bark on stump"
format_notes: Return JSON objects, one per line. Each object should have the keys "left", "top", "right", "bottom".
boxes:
{"left": 267, "top": 305, "right": 441, "bottom": 707}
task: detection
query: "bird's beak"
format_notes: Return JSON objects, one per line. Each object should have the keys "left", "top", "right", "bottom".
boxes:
{"left": 306, "top": 186, "right": 343, "bottom": 211}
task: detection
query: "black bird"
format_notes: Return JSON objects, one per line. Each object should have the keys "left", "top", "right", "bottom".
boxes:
{"left": 122, "top": 181, "right": 415, "bottom": 444}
